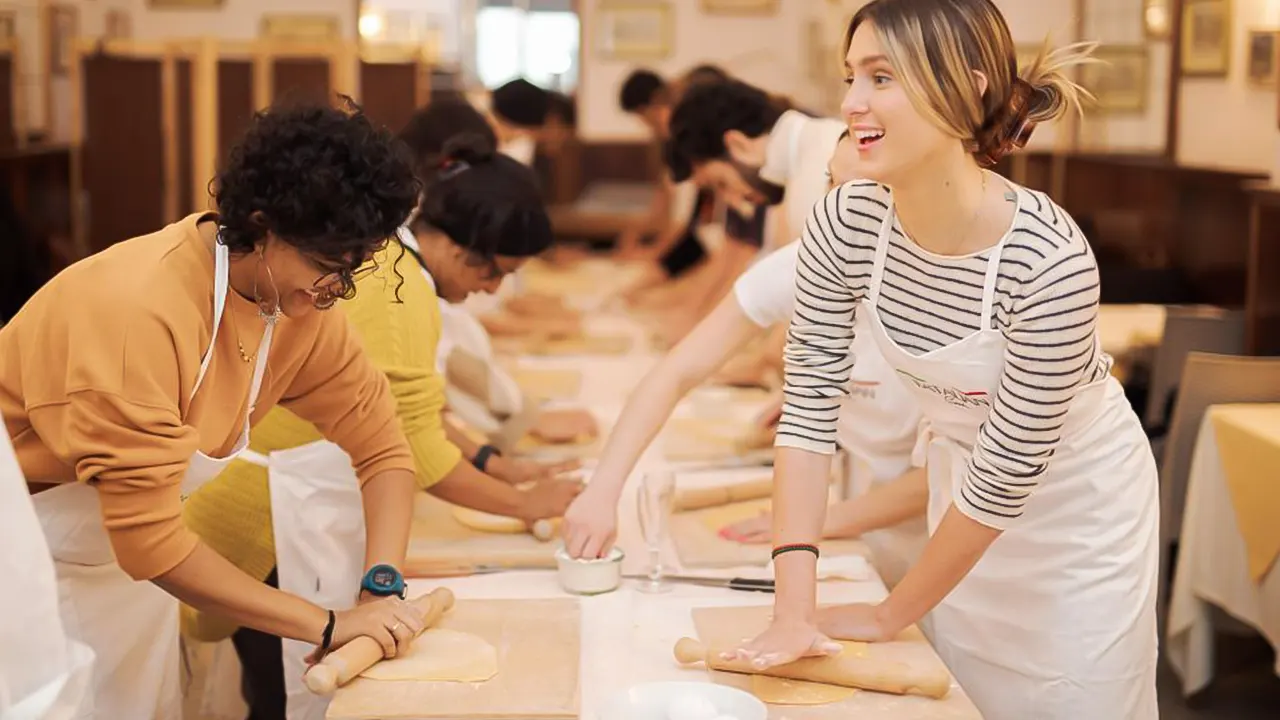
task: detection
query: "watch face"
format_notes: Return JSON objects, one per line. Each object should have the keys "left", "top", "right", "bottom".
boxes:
{"left": 372, "top": 568, "right": 397, "bottom": 588}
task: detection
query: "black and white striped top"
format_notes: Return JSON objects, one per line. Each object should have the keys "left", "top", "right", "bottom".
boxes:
{"left": 779, "top": 180, "right": 1111, "bottom": 527}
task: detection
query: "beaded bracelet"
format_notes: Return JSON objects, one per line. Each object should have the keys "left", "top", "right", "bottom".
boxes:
{"left": 771, "top": 542, "right": 820, "bottom": 561}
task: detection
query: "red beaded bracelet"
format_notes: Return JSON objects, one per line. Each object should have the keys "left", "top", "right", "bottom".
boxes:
{"left": 771, "top": 542, "right": 820, "bottom": 560}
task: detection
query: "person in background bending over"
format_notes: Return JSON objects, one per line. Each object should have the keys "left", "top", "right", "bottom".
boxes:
{"left": 563, "top": 129, "right": 930, "bottom": 589}
{"left": 733, "top": 3, "right": 1159, "bottom": 718}
{"left": 0, "top": 100, "right": 427, "bottom": 720}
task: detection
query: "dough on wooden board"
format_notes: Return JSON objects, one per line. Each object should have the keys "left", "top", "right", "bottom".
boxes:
{"left": 452, "top": 506, "right": 525, "bottom": 534}
{"left": 746, "top": 641, "right": 868, "bottom": 705}
{"left": 695, "top": 499, "right": 771, "bottom": 533}
{"left": 359, "top": 628, "right": 499, "bottom": 682}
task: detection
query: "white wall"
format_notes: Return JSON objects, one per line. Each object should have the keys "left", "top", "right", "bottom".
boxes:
{"left": 1079, "top": 0, "right": 1170, "bottom": 153}
{"left": 1178, "top": 0, "right": 1280, "bottom": 173}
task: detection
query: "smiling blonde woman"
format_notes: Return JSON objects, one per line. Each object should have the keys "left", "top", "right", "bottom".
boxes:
{"left": 732, "top": 2, "right": 1159, "bottom": 719}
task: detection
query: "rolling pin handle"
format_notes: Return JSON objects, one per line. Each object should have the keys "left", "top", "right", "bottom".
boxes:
{"left": 673, "top": 637, "right": 707, "bottom": 665}
{"left": 531, "top": 519, "right": 554, "bottom": 542}
{"left": 303, "top": 663, "right": 339, "bottom": 696}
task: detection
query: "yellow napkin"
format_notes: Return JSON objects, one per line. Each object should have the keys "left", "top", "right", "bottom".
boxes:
{"left": 1210, "top": 404, "right": 1280, "bottom": 581}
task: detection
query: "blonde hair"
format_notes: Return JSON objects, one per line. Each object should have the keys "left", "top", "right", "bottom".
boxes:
{"left": 844, "top": 0, "right": 1096, "bottom": 165}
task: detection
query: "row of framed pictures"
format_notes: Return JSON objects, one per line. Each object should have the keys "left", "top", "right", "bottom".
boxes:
{"left": 595, "top": 0, "right": 778, "bottom": 61}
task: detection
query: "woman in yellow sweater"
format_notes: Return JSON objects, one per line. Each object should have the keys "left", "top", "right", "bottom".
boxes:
{"left": 186, "top": 132, "right": 580, "bottom": 720}
{"left": 0, "top": 101, "right": 426, "bottom": 720}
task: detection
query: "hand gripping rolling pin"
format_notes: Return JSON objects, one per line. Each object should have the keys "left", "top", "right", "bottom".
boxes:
{"left": 304, "top": 587, "right": 456, "bottom": 696}
{"left": 673, "top": 637, "right": 951, "bottom": 699}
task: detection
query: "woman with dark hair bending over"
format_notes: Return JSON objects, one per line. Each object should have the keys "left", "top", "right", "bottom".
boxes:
{"left": 732, "top": 2, "right": 1159, "bottom": 718}
{"left": 186, "top": 131, "right": 582, "bottom": 719}
{"left": 0, "top": 101, "right": 428, "bottom": 719}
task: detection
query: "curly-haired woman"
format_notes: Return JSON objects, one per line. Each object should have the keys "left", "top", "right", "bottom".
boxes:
{"left": 0, "top": 101, "right": 426, "bottom": 719}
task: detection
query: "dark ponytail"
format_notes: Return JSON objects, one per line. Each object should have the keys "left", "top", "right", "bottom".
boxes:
{"left": 412, "top": 133, "right": 553, "bottom": 260}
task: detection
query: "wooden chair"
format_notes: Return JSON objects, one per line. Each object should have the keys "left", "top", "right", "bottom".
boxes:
{"left": 1143, "top": 306, "right": 1246, "bottom": 437}
{"left": 1157, "top": 352, "right": 1280, "bottom": 603}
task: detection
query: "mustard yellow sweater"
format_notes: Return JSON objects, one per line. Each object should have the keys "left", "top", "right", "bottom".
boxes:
{"left": 182, "top": 238, "right": 462, "bottom": 641}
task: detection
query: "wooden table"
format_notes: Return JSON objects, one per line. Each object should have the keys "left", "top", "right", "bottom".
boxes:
{"left": 328, "top": 261, "right": 980, "bottom": 719}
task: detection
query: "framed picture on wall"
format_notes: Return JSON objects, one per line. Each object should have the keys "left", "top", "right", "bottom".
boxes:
{"left": 1247, "top": 30, "right": 1277, "bottom": 86}
{"left": 1079, "top": 46, "right": 1149, "bottom": 113}
{"left": 105, "top": 10, "right": 132, "bottom": 39}
{"left": 596, "top": 2, "right": 673, "bottom": 60}
{"left": 260, "top": 14, "right": 341, "bottom": 41}
{"left": 0, "top": 11, "right": 14, "bottom": 40}
{"left": 147, "top": 0, "right": 225, "bottom": 7}
{"left": 1180, "top": 0, "right": 1231, "bottom": 77}
{"left": 701, "top": 0, "right": 779, "bottom": 14}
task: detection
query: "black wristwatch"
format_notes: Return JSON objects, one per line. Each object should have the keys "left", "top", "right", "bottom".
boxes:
{"left": 473, "top": 444, "right": 501, "bottom": 472}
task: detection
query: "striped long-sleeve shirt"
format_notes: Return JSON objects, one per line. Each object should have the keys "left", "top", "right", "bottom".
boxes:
{"left": 779, "top": 180, "right": 1111, "bottom": 528}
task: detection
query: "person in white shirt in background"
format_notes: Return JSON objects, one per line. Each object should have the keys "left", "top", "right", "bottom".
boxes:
{"left": 561, "top": 130, "right": 930, "bottom": 588}
{"left": 395, "top": 98, "right": 601, "bottom": 464}
{"left": 1, "top": 420, "right": 95, "bottom": 720}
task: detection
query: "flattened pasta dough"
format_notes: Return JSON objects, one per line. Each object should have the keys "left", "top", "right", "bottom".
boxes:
{"left": 452, "top": 506, "right": 525, "bottom": 534}
{"left": 749, "top": 676, "right": 858, "bottom": 705}
{"left": 359, "top": 628, "right": 498, "bottom": 682}
{"left": 695, "top": 499, "right": 771, "bottom": 533}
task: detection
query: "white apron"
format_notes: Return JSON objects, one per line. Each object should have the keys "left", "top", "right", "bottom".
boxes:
{"left": 28, "top": 238, "right": 275, "bottom": 720}
{"left": 1, "top": 427, "right": 95, "bottom": 720}
{"left": 834, "top": 308, "right": 926, "bottom": 591}
{"left": 237, "top": 440, "right": 366, "bottom": 720}
{"left": 859, "top": 196, "right": 1160, "bottom": 720}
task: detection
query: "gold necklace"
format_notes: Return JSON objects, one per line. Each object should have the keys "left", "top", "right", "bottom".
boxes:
{"left": 229, "top": 311, "right": 255, "bottom": 363}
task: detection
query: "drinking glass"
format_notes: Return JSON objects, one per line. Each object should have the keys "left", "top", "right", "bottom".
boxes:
{"left": 635, "top": 469, "right": 676, "bottom": 593}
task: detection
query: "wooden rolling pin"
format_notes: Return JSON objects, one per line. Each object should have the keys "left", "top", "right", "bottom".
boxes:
{"left": 303, "top": 587, "right": 455, "bottom": 696}
{"left": 674, "top": 477, "right": 773, "bottom": 512}
{"left": 673, "top": 637, "right": 951, "bottom": 699}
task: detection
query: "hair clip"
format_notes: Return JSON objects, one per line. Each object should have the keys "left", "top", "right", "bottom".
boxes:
{"left": 438, "top": 159, "right": 471, "bottom": 181}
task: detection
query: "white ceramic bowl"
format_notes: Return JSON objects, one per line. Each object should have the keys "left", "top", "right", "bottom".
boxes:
{"left": 596, "top": 681, "right": 767, "bottom": 720}
{"left": 555, "top": 545, "right": 624, "bottom": 595}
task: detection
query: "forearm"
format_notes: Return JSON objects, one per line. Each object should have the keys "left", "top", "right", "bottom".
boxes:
{"left": 427, "top": 460, "right": 528, "bottom": 520}
{"left": 154, "top": 543, "right": 328, "bottom": 643}
{"left": 444, "top": 417, "right": 483, "bottom": 460}
{"left": 760, "top": 324, "right": 787, "bottom": 373}
{"left": 823, "top": 466, "right": 927, "bottom": 538}
{"left": 361, "top": 468, "right": 417, "bottom": 572}
{"left": 877, "top": 504, "right": 1001, "bottom": 633}
{"left": 771, "top": 447, "right": 833, "bottom": 623}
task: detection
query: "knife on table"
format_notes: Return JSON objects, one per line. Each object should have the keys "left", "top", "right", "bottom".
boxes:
{"left": 623, "top": 574, "right": 775, "bottom": 593}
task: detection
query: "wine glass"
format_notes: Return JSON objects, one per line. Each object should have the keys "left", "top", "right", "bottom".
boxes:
{"left": 635, "top": 469, "right": 676, "bottom": 594}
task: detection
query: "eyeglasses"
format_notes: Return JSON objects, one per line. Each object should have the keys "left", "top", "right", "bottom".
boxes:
{"left": 305, "top": 264, "right": 377, "bottom": 310}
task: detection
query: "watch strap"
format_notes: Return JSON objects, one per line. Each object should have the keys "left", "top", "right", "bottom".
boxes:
{"left": 473, "top": 444, "right": 502, "bottom": 472}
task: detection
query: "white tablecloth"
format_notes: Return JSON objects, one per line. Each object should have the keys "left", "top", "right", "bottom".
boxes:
{"left": 1165, "top": 411, "right": 1280, "bottom": 695}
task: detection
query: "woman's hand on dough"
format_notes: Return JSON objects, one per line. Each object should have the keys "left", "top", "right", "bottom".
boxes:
{"left": 317, "top": 596, "right": 426, "bottom": 663}
{"left": 718, "top": 511, "right": 772, "bottom": 544}
{"left": 815, "top": 603, "right": 893, "bottom": 642}
{"left": 530, "top": 408, "right": 599, "bottom": 444}
{"left": 561, "top": 483, "right": 621, "bottom": 559}
{"left": 725, "top": 616, "right": 842, "bottom": 670}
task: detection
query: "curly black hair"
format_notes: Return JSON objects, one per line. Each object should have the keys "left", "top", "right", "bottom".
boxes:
{"left": 213, "top": 98, "right": 420, "bottom": 279}
{"left": 411, "top": 134, "right": 552, "bottom": 261}
{"left": 397, "top": 98, "right": 498, "bottom": 183}
{"left": 663, "top": 79, "right": 785, "bottom": 182}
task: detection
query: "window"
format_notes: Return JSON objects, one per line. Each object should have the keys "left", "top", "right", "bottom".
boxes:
{"left": 475, "top": 2, "right": 579, "bottom": 92}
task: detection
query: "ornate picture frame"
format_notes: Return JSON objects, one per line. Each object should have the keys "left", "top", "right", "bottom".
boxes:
{"left": 700, "top": 0, "right": 779, "bottom": 14}
{"left": 1180, "top": 0, "right": 1231, "bottom": 77}
{"left": 596, "top": 1, "right": 673, "bottom": 61}
{"left": 1080, "top": 45, "right": 1149, "bottom": 114}
{"left": 1247, "top": 30, "right": 1278, "bottom": 86}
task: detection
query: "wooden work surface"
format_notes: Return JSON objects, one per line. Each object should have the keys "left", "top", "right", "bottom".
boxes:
{"left": 406, "top": 494, "right": 558, "bottom": 573}
{"left": 670, "top": 498, "right": 870, "bottom": 569}
{"left": 326, "top": 598, "right": 580, "bottom": 719}
{"left": 692, "top": 605, "right": 980, "bottom": 719}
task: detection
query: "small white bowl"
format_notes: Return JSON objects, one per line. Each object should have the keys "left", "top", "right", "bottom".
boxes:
{"left": 597, "top": 681, "right": 767, "bottom": 720}
{"left": 555, "top": 545, "right": 624, "bottom": 595}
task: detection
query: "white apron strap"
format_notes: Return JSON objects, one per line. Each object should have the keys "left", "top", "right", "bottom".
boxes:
{"left": 978, "top": 238, "right": 1007, "bottom": 330}
{"left": 867, "top": 196, "right": 896, "bottom": 304}
{"left": 190, "top": 240, "right": 230, "bottom": 401}
{"left": 245, "top": 317, "right": 275, "bottom": 418}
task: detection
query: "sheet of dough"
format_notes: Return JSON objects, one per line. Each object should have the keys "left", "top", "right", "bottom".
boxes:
{"left": 359, "top": 628, "right": 499, "bottom": 682}
{"left": 750, "top": 676, "right": 858, "bottom": 705}
{"left": 452, "top": 506, "right": 525, "bottom": 534}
